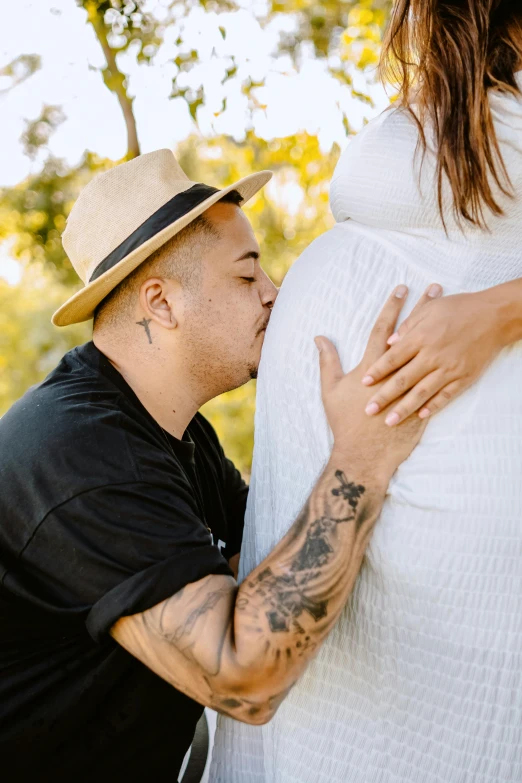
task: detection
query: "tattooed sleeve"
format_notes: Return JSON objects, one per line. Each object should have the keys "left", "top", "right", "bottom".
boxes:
{"left": 112, "top": 462, "right": 382, "bottom": 725}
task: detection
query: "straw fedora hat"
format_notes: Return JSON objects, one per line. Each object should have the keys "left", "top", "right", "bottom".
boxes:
{"left": 52, "top": 149, "right": 272, "bottom": 327}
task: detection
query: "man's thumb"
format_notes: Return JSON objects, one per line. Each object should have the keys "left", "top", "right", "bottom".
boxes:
{"left": 315, "top": 336, "right": 343, "bottom": 392}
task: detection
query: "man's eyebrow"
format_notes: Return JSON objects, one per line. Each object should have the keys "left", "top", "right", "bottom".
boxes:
{"left": 234, "top": 250, "right": 260, "bottom": 262}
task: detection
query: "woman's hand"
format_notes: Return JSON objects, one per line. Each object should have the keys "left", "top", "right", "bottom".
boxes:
{"left": 361, "top": 281, "right": 522, "bottom": 426}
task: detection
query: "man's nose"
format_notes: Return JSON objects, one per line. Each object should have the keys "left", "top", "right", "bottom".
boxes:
{"left": 260, "top": 274, "right": 278, "bottom": 310}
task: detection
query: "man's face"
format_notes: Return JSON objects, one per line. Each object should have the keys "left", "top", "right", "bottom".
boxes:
{"left": 179, "top": 201, "right": 278, "bottom": 395}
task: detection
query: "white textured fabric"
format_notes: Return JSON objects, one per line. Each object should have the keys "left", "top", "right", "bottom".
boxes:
{"left": 211, "top": 77, "right": 522, "bottom": 783}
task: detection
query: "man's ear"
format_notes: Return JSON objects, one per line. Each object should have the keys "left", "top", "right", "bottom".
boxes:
{"left": 138, "top": 277, "right": 182, "bottom": 330}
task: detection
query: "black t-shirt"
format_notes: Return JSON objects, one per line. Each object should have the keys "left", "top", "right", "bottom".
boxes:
{"left": 0, "top": 342, "right": 248, "bottom": 782}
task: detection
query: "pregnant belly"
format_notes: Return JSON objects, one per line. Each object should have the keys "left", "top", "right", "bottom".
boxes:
{"left": 356, "top": 341, "right": 522, "bottom": 649}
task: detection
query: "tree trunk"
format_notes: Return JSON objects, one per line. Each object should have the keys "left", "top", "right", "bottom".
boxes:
{"left": 85, "top": 2, "right": 141, "bottom": 159}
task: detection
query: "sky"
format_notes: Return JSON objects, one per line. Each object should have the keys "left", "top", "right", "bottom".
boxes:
{"left": 0, "top": 0, "right": 388, "bottom": 283}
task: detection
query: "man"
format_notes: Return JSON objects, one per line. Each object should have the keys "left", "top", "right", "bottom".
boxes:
{"left": 0, "top": 150, "right": 423, "bottom": 782}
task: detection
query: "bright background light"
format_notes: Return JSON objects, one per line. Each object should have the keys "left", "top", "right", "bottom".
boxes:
{"left": 0, "top": 0, "right": 388, "bottom": 185}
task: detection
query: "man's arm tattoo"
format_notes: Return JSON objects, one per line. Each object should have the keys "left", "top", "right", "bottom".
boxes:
{"left": 239, "top": 470, "right": 366, "bottom": 640}
{"left": 163, "top": 586, "right": 231, "bottom": 645}
{"left": 213, "top": 682, "right": 297, "bottom": 721}
{"left": 142, "top": 467, "right": 374, "bottom": 720}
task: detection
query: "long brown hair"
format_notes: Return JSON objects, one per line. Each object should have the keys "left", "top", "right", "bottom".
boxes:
{"left": 380, "top": 0, "right": 522, "bottom": 228}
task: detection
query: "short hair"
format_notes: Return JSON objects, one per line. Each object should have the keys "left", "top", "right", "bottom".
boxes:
{"left": 93, "top": 189, "right": 243, "bottom": 329}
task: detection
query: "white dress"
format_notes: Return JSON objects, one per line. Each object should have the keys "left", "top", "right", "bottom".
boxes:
{"left": 211, "top": 75, "right": 522, "bottom": 783}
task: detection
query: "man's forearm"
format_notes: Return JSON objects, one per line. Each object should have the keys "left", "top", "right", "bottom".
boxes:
{"left": 119, "top": 453, "right": 388, "bottom": 726}
{"left": 218, "top": 453, "right": 386, "bottom": 719}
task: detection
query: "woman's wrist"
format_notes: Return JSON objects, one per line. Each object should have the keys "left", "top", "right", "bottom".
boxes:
{"left": 480, "top": 279, "right": 522, "bottom": 349}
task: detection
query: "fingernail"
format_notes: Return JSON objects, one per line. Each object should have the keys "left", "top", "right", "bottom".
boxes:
{"left": 395, "top": 285, "right": 408, "bottom": 299}
{"left": 314, "top": 337, "right": 322, "bottom": 352}
{"left": 428, "top": 284, "right": 442, "bottom": 299}
{"left": 365, "top": 402, "right": 380, "bottom": 416}
{"left": 387, "top": 333, "right": 400, "bottom": 346}
{"left": 362, "top": 375, "right": 374, "bottom": 386}
{"left": 385, "top": 412, "right": 400, "bottom": 426}
{"left": 419, "top": 407, "right": 431, "bottom": 419}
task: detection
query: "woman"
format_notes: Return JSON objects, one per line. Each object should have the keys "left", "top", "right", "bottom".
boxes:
{"left": 211, "top": 2, "right": 522, "bottom": 782}
{"left": 361, "top": 0, "right": 522, "bottom": 423}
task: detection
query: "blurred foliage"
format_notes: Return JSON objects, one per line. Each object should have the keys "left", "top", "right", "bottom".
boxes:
{"left": 166, "top": 0, "right": 392, "bottom": 126}
{"left": 177, "top": 131, "right": 338, "bottom": 287}
{"left": 201, "top": 382, "right": 258, "bottom": 478}
{"left": 0, "top": 151, "right": 114, "bottom": 286}
{"left": 271, "top": 0, "right": 391, "bottom": 69}
{"left": 0, "top": 0, "right": 392, "bottom": 474}
{"left": 79, "top": 0, "right": 163, "bottom": 157}
{"left": 0, "top": 54, "right": 41, "bottom": 94}
{"left": 21, "top": 105, "right": 67, "bottom": 160}
{"left": 79, "top": 0, "right": 164, "bottom": 65}
{"left": 0, "top": 263, "right": 89, "bottom": 414}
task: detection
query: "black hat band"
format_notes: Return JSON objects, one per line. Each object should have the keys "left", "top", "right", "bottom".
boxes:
{"left": 89, "top": 182, "right": 220, "bottom": 283}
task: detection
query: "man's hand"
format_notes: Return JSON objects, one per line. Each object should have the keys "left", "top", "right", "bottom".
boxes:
{"left": 316, "top": 284, "right": 427, "bottom": 484}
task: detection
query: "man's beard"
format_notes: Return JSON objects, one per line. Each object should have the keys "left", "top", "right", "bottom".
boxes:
{"left": 249, "top": 365, "right": 258, "bottom": 381}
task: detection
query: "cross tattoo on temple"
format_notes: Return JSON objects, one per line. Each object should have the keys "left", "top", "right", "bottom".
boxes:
{"left": 136, "top": 318, "right": 153, "bottom": 344}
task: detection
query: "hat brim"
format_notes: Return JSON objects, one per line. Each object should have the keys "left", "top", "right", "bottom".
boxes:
{"left": 52, "top": 170, "right": 272, "bottom": 327}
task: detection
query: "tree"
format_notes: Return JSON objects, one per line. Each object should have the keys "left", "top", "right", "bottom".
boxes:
{"left": 0, "top": 0, "right": 393, "bottom": 472}
{"left": 79, "top": 0, "right": 167, "bottom": 158}
{"left": 1, "top": 0, "right": 391, "bottom": 286}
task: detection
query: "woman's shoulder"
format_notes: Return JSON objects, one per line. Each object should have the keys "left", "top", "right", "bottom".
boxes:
{"left": 358, "top": 104, "right": 419, "bottom": 139}
{"left": 333, "top": 106, "right": 419, "bottom": 182}
{"left": 330, "top": 106, "right": 429, "bottom": 228}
